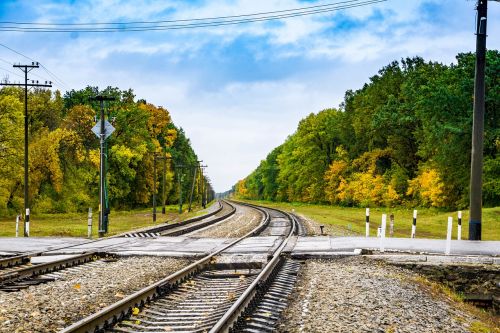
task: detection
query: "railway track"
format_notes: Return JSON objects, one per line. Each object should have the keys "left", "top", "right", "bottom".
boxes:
{"left": 122, "top": 200, "right": 236, "bottom": 237}
{"left": 61, "top": 203, "right": 304, "bottom": 333}
{"left": 0, "top": 201, "right": 232, "bottom": 292}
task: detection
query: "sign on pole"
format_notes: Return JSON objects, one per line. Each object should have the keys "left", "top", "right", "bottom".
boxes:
{"left": 91, "top": 120, "right": 115, "bottom": 140}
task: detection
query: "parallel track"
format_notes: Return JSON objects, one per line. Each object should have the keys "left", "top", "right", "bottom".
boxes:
{"left": 0, "top": 201, "right": 231, "bottom": 292}
{"left": 61, "top": 203, "right": 303, "bottom": 333}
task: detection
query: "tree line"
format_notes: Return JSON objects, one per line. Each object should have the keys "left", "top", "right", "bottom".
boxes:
{"left": 234, "top": 51, "right": 499, "bottom": 209}
{"left": 0, "top": 85, "right": 211, "bottom": 216}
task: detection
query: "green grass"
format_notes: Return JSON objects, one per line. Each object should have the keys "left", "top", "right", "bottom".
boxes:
{"left": 0, "top": 202, "right": 215, "bottom": 238}
{"left": 242, "top": 200, "right": 500, "bottom": 240}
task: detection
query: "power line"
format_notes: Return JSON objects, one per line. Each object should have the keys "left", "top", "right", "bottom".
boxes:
{"left": 0, "top": 0, "right": 368, "bottom": 26}
{"left": 0, "top": 43, "right": 69, "bottom": 89}
{"left": 0, "top": 0, "right": 386, "bottom": 33}
{"left": 0, "top": 65, "right": 25, "bottom": 79}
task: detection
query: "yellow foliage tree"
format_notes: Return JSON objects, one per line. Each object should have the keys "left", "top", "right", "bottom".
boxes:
{"left": 407, "top": 167, "right": 447, "bottom": 207}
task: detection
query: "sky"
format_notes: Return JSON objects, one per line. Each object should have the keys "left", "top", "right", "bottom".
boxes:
{"left": 0, "top": 0, "right": 499, "bottom": 192}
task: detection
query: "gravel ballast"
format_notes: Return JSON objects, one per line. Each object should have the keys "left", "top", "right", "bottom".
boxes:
{"left": 189, "top": 204, "right": 262, "bottom": 238}
{"left": 278, "top": 257, "right": 481, "bottom": 333}
{"left": 0, "top": 256, "right": 188, "bottom": 333}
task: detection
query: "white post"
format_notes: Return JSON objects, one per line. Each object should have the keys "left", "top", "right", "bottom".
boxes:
{"left": 411, "top": 209, "right": 417, "bottom": 238}
{"left": 365, "top": 208, "right": 370, "bottom": 237}
{"left": 380, "top": 214, "right": 387, "bottom": 253}
{"left": 15, "top": 215, "right": 19, "bottom": 237}
{"left": 25, "top": 208, "right": 30, "bottom": 237}
{"left": 87, "top": 208, "right": 93, "bottom": 239}
{"left": 389, "top": 213, "right": 394, "bottom": 237}
{"left": 457, "top": 211, "right": 462, "bottom": 240}
{"left": 445, "top": 216, "right": 452, "bottom": 255}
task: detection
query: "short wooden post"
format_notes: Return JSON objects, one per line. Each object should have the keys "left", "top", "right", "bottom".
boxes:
{"left": 411, "top": 209, "right": 417, "bottom": 238}
{"left": 365, "top": 208, "right": 370, "bottom": 237}
{"left": 457, "top": 211, "right": 462, "bottom": 240}
{"left": 445, "top": 217, "right": 452, "bottom": 255}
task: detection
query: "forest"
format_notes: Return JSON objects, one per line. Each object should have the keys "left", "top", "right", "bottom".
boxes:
{"left": 0, "top": 85, "right": 210, "bottom": 216}
{"left": 234, "top": 51, "right": 499, "bottom": 209}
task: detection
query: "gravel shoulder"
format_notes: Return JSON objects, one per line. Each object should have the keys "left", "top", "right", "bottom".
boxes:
{"left": 0, "top": 257, "right": 189, "bottom": 333}
{"left": 278, "top": 257, "right": 486, "bottom": 333}
{"left": 188, "top": 204, "right": 262, "bottom": 238}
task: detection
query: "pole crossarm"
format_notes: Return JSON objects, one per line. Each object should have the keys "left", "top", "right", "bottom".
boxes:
{"left": 0, "top": 63, "right": 52, "bottom": 237}
{"left": 1, "top": 82, "right": 52, "bottom": 87}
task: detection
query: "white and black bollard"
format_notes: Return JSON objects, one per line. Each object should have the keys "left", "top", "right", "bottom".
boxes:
{"left": 380, "top": 214, "right": 387, "bottom": 253}
{"left": 15, "top": 215, "right": 19, "bottom": 237}
{"left": 445, "top": 217, "right": 452, "bottom": 255}
{"left": 365, "top": 208, "right": 370, "bottom": 237}
{"left": 457, "top": 211, "right": 462, "bottom": 240}
{"left": 87, "top": 208, "right": 93, "bottom": 239}
{"left": 25, "top": 208, "right": 30, "bottom": 237}
{"left": 411, "top": 209, "right": 417, "bottom": 238}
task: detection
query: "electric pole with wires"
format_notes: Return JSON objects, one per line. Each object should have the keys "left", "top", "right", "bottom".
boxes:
{"left": 0, "top": 62, "right": 51, "bottom": 237}
{"left": 469, "top": 0, "right": 489, "bottom": 240}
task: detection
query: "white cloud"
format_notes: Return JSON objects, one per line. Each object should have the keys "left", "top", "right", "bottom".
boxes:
{"left": 2, "top": 0, "right": 500, "bottom": 192}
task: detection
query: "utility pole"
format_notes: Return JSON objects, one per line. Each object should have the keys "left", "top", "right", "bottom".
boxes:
{"left": 174, "top": 164, "right": 186, "bottom": 214}
{"left": 188, "top": 160, "right": 203, "bottom": 212}
{"left": 0, "top": 63, "right": 51, "bottom": 237}
{"left": 161, "top": 155, "right": 169, "bottom": 214}
{"left": 153, "top": 153, "right": 158, "bottom": 222}
{"left": 199, "top": 165, "right": 207, "bottom": 208}
{"left": 469, "top": 0, "right": 488, "bottom": 240}
{"left": 91, "top": 95, "right": 116, "bottom": 238}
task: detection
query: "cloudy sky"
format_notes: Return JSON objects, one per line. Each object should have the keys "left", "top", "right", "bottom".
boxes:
{"left": 0, "top": 0, "right": 498, "bottom": 192}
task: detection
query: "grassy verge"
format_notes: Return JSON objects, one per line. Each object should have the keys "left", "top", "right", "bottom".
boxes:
{"left": 0, "top": 202, "right": 215, "bottom": 238}
{"left": 240, "top": 200, "right": 500, "bottom": 240}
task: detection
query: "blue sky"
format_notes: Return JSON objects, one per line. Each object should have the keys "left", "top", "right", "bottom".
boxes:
{"left": 0, "top": 0, "right": 499, "bottom": 192}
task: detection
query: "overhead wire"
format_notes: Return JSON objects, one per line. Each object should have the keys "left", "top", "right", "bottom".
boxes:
{"left": 0, "top": 0, "right": 386, "bottom": 90}
{"left": 0, "top": 43, "right": 69, "bottom": 89}
{"left": 0, "top": 0, "right": 386, "bottom": 32}
{"left": 0, "top": 0, "right": 369, "bottom": 26}
{"left": 0, "top": 65, "right": 25, "bottom": 80}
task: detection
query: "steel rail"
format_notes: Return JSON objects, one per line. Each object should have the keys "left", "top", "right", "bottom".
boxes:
{"left": 0, "top": 252, "right": 98, "bottom": 285}
{"left": 124, "top": 200, "right": 228, "bottom": 235}
{"left": 209, "top": 209, "right": 298, "bottom": 333}
{"left": 60, "top": 201, "right": 271, "bottom": 333}
{"left": 0, "top": 254, "right": 30, "bottom": 269}
{"left": 1, "top": 200, "right": 223, "bottom": 263}
{"left": 158, "top": 200, "right": 237, "bottom": 236}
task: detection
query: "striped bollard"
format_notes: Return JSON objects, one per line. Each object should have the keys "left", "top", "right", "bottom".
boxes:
{"left": 411, "top": 209, "right": 417, "bottom": 238}
{"left": 26, "top": 208, "right": 30, "bottom": 237}
{"left": 87, "top": 208, "right": 93, "bottom": 239}
{"left": 445, "top": 217, "right": 452, "bottom": 255}
{"left": 457, "top": 211, "right": 462, "bottom": 240}
{"left": 365, "top": 208, "right": 370, "bottom": 237}
{"left": 380, "top": 214, "right": 387, "bottom": 253}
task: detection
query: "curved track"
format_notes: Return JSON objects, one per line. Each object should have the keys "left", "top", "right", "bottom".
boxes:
{"left": 60, "top": 203, "right": 302, "bottom": 333}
